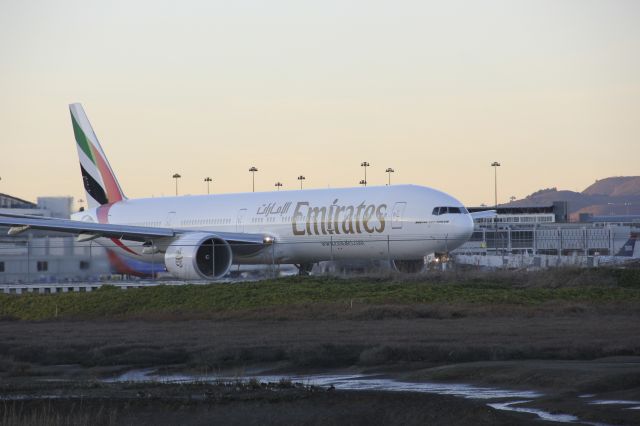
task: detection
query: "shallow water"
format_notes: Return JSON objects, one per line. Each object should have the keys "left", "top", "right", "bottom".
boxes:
{"left": 589, "top": 399, "right": 640, "bottom": 405}
{"left": 249, "top": 374, "right": 543, "bottom": 400}
{"left": 108, "top": 370, "right": 594, "bottom": 423}
{"left": 108, "top": 370, "right": 541, "bottom": 399}
{"left": 487, "top": 400, "right": 579, "bottom": 423}
{"left": 0, "top": 395, "right": 63, "bottom": 401}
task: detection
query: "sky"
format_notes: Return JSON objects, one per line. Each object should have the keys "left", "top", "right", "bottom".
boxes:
{"left": 0, "top": 0, "right": 638, "bottom": 207}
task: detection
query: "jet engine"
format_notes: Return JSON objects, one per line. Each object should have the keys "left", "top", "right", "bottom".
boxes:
{"left": 164, "top": 233, "right": 233, "bottom": 280}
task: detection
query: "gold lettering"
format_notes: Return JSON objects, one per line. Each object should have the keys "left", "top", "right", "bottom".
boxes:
{"left": 375, "top": 204, "right": 387, "bottom": 233}
{"left": 355, "top": 202, "right": 366, "bottom": 233}
{"left": 292, "top": 201, "right": 389, "bottom": 236}
{"left": 292, "top": 202, "right": 308, "bottom": 236}
{"left": 363, "top": 204, "right": 376, "bottom": 233}
{"left": 342, "top": 206, "right": 355, "bottom": 234}
{"left": 334, "top": 206, "right": 345, "bottom": 235}
{"left": 308, "top": 206, "right": 327, "bottom": 235}
{"left": 327, "top": 199, "right": 338, "bottom": 234}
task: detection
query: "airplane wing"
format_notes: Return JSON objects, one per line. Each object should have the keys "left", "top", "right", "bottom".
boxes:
{"left": 0, "top": 214, "right": 269, "bottom": 245}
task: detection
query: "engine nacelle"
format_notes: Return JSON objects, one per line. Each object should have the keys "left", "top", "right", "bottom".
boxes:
{"left": 164, "top": 233, "right": 233, "bottom": 280}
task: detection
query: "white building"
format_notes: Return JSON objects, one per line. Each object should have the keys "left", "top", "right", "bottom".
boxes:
{"left": 0, "top": 193, "right": 111, "bottom": 284}
{"left": 453, "top": 204, "right": 640, "bottom": 268}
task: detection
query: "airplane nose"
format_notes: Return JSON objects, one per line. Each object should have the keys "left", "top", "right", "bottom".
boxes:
{"left": 449, "top": 214, "right": 474, "bottom": 250}
{"left": 463, "top": 213, "right": 474, "bottom": 239}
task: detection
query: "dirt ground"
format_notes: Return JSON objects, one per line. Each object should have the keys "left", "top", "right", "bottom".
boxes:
{"left": 0, "top": 303, "right": 639, "bottom": 425}
{"left": 0, "top": 380, "right": 545, "bottom": 426}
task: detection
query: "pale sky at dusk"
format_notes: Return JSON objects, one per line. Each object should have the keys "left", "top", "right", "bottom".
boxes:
{"left": 0, "top": 0, "right": 638, "bottom": 207}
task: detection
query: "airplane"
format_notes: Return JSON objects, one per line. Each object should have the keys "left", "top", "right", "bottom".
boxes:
{"left": 0, "top": 103, "right": 477, "bottom": 279}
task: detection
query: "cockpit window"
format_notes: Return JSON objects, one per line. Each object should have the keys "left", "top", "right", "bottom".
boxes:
{"left": 432, "top": 206, "right": 464, "bottom": 215}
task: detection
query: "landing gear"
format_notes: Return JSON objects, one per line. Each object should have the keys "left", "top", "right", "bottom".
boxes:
{"left": 392, "top": 259, "right": 426, "bottom": 274}
{"left": 295, "top": 263, "right": 314, "bottom": 276}
{"left": 431, "top": 252, "right": 451, "bottom": 270}
{"left": 434, "top": 252, "right": 450, "bottom": 263}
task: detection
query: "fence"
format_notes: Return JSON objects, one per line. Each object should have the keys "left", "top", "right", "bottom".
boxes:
{"left": 0, "top": 227, "right": 637, "bottom": 286}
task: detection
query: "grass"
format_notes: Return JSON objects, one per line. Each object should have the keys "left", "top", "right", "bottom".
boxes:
{"left": 0, "top": 269, "right": 638, "bottom": 373}
{"left": 0, "top": 268, "right": 639, "bottom": 321}
{"left": 1, "top": 402, "right": 119, "bottom": 426}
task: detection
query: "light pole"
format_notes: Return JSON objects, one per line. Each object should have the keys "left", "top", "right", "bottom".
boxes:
{"left": 172, "top": 173, "right": 181, "bottom": 196}
{"left": 491, "top": 162, "right": 500, "bottom": 254}
{"left": 360, "top": 162, "right": 370, "bottom": 187}
{"left": 491, "top": 162, "right": 500, "bottom": 209}
{"left": 359, "top": 179, "right": 367, "bottom": 186}
{"left": 607, "top": 202, "right": 632, "bottom": 216}
{"left": 297, "top": 175, "right": 306, "bottom": 190}
{"left": 275, "top": 182, "right": 283, "bottom": 191}
{"left": 204, "top": 177, "right": 212, "bottom": 194}
{"left": 249, "top": 166, "right": 258, "bottom": 192}
{"left": 385, "top": 168, "right": 394, "bottom": 185}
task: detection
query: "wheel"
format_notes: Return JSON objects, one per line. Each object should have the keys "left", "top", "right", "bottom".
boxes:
{"left": 295, "top": 263, "right": 314, "bottom": 276}
{"left": 392, "top": 259, "right": 425, "bottom": 274}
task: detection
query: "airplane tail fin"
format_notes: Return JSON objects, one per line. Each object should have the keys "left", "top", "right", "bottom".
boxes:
{"left": 615, "top": 232, "right": 639, "bottom": 257}
{"left": 69, "top": 103, "right": 126, "bottom": 208}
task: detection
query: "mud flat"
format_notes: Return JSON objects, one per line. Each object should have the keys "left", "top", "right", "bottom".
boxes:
{"left": 0, "top": 314, "right": 638, "bottom": 425}
{"left": 0, "top": 379, "right": 545, "bottom": 426}
{"left": 0, "top": 271, "right": 639, "bottom": 424}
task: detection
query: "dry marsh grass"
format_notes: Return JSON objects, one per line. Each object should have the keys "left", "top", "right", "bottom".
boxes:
{"left": 0, "top": 269, "right": 637, "bottom": 374}
{"left": 0, "top": 312, "right": 638, "bottom": 373}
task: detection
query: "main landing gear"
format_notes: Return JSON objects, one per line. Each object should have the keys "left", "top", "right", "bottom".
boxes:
{"left": 391, "top": 259, "right": 426, "bottom": 274}
{"left": 295, "top": 263, "right": 314, "bottom": 276}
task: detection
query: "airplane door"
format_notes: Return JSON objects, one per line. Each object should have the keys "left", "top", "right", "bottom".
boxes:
{"left": 236, "top": 208, "right": 247, "bottom": 232}
{"left": 391, "top": 202, "right": 406, "bottom": 229}
{"left": 165, "top": 211, "right": 176, "bottom": 228}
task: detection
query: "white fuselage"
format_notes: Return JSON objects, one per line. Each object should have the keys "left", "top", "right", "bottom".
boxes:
{"left": 72, "top": 184, "right": 474, "bottom": 266}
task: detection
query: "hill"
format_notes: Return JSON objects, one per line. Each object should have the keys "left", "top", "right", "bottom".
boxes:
{"left": 504, "top": 176, "right": 640, "bottom": 217}
{"left": 582, "top": 176, "right": 640, "bottom": 197}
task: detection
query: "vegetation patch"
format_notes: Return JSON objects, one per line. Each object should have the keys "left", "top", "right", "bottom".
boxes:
{"left": 0, "top": 269, "right": 638, "bottom": 321}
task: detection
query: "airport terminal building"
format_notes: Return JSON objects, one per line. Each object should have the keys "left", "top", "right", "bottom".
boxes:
{"left": 453, "top": 202, "right": 640, "bottom": 268}
{"left": 0, "top": 193, "right": 110, "bottom": 284}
